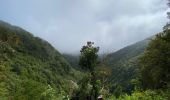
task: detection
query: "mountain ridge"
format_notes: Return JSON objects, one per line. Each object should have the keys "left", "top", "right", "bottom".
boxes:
{"left": 102, "top": 36, "right": 152, "bottom": 94}
{"left": 0, "top": 20, "right": 81, "bottom": 99}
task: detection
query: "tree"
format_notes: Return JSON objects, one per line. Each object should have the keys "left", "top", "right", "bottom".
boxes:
{"left": 163, "top": 0, "right": 170, "bottom": 31}
{"left": 139, "top": 30, "right": 170, "bottom": 89}
{"left": 139, "top": 0, "right": 170, "bottom": 90}
{"left": 79, "top": 41, "right": 99, "bottom": 100}
{"left": 96, "top": 65, "right": 112, "bottom": 97}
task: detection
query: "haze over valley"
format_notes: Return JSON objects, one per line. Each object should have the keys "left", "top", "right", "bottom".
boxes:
{"left": 0, "top": 0, "right": 170, "bottom": 100}
{"left": 0, "top": 0, "right": 168, "bottom": 53}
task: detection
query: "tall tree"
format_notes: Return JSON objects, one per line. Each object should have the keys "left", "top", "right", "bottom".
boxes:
{"left": 163, "top": 0, "right": 170, "bottom": 31}
{"left": 140, "top": 0, "right": 170, "bottom": 89}
{"left": 79, "top": 41, "right": 99, "bottom": 100}
{"left": 140, "top": 30, "right": 170, "bottom": 89}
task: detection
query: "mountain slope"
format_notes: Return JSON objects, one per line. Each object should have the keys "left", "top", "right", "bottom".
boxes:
{"left": 104, "top": 38, "right": 151, "bottom": 94}
{"left": 0, "top": 20, "right": 80, "bottom": 99}
{"left": 63, "top": 54, "right": 81, "bottom": 70}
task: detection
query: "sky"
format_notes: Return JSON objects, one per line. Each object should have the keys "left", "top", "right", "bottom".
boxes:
{"left": 0, "top": 0, "right": 169, "bottom": 54}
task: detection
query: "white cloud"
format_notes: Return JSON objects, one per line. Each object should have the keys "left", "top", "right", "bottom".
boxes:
{"left": 0, "top": 0, "right": 168, "bottom": 53}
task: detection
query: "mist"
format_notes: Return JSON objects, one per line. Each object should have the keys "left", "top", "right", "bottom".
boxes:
{"left": 0, "top": 0, "right": 168, "bottom": 53}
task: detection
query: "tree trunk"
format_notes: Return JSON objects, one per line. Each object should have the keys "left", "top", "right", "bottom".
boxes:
{"left": 91, "top": 71, "right": 98, "bottom": 100}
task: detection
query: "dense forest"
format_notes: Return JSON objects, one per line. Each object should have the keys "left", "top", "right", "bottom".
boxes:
{"left": 0, "top": 1, "right": 170, "bottom": 99}
{"left": 0, "top": 20, "right": 170, "bottom": 99}
{"left": 0, "top": 20, "right": 83, "bottom": 99}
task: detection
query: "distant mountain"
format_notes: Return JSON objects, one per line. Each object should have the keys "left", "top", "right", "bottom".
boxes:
{"left": 63, "top": 54, "right": 81, "bottom": 70}
{"left": 0, "top": 20, "right": 81, "bottom": 99}
{"left": 104, "top": 37, "right": 151, "bottom": 93}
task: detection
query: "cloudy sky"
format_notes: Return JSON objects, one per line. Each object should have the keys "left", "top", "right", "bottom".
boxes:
{"left": 0, "top": 0, "right": 169, "bottom": 53}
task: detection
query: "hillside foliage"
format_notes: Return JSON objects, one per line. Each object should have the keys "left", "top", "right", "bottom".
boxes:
{"left": 140, "top": 30, "right": 170, "bottom": 89}
{"left": 0, "top": 20, "right": 170, "bottom": 100}
{"left": 0, "top": 21, "right": 82, "bottom": 99}
{"left": 103, "top": 38, "right": 150, "bottom": 96}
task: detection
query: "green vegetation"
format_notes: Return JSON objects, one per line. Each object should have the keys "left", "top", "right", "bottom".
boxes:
{"left": 63, "top": 54, "right": 80, "bottom": 70}
{"left": 0, "top": 21, "right": 82, "bottom": 99}
{"left": 0, "top": 8, "right": 170, "bottom": 99}
{"left": 140, "top": 30, "right": 170, "bottom": 89}
{"left": 105, "top": 30, "right": 170, "bottom": 100}
{"left": 77, "top": 42, "right": 100, "bottom": 100}
{"left": 108, "top": 89, "right": 170, "bottom": 100}
{"left": 103, "top": 38, "right": 150, "bottom": 96}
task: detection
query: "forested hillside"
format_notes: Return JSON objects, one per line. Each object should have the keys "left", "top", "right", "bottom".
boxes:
{"left": 63, "top": 54, "right": 80, "bottom": 70}
{"left": 106, "top": 30, "right": 170, "bottom": 99}
{"left": 103, "top": 38, "right": 151, "bottom": 95}
{"left": 0, "top": 20, "right": 82, "bottom": 99}
{"left": 0, "top": 20, "right": 170, "bottom": 100}
{"left": 62, "top": 33, "right": 170, "bottom": 100}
